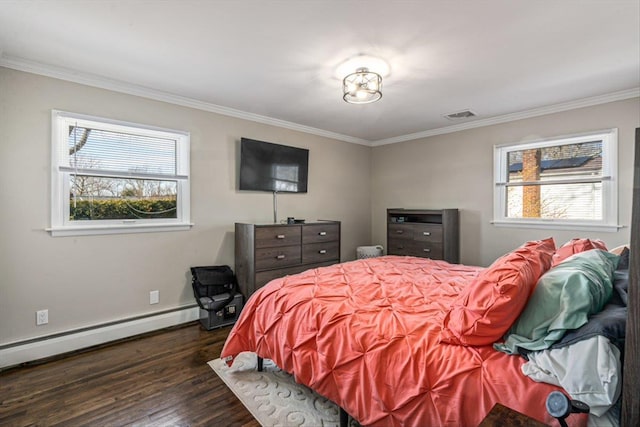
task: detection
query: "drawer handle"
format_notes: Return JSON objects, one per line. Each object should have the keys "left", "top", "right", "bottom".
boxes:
{"left": 318, "top": 231, "right": 327, "bottom": 236}
{"left": 423, "top": 231, "right": 431, "bottom": 236}
{"left": 396, "top": 230, "right": 404, "bottom": 234}
{"left": 276, "top": 234, "right": 285, "bottom": 239}
{"left": 276, "top": 254, "right": 286, "bottom": 259}
{"left": 423, "top": 248, "right": 431, "bottom": 253}
{"left": 397, "top": 245, "right": 404, "bottom": 249}
{"left": 318, "top": 249, "right": 327, "bottom": 254}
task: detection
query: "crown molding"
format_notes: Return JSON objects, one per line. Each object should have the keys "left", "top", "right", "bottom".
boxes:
{"left": 0, "top": 54, "right": 370, "bottom": 146}
{"left": 371, "top": 87, "right": 640, "bottom": 146}
{"left": 2, "top": 54, "right": 637, "bottom": 148}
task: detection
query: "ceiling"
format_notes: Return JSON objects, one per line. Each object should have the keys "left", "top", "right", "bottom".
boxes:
{"left": 1, "top": 1, "right": 638, "bottom": 145}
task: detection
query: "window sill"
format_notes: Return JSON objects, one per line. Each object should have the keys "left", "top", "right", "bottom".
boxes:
{"left": 491, "top": 220, "right": 623, "bottom": 233}
{"left": 47, "top": 222, "right": 194, "bottom": 237}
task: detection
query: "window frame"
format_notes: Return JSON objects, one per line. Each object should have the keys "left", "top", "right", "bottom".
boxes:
{"left": 49, "top": 110, "right": 192, "bottom": 237}
{"left": 493, "top": 128, "right": 619, "bottom": 232}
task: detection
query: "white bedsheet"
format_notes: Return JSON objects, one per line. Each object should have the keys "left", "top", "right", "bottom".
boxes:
{"left": 522, "top": 335, "right": 621, "bottom": 417}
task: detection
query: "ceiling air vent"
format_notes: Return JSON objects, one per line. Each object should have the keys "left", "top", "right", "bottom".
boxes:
{"left": 444, "top": 109, "right": 477, "bottom": 120}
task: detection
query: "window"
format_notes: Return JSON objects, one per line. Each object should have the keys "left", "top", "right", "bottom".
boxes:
{"left": 50, "top": 110, "right": 191, "bottom": 236}
{"left": 493, "top": 129, "right": 618, "bottom": 231}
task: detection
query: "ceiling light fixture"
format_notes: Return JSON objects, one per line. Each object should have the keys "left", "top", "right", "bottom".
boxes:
{"left": 343, "top": 67, "right": 382, "bottom": 104}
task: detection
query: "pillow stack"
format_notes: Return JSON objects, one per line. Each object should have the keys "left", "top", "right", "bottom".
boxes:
{"left": 493, "top": 248, "right": 619, "bottom": 354}
{"left": 440, "top": 237, "right": 623, "bottom": 352}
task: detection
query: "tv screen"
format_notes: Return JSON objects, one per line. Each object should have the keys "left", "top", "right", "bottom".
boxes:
{"left": 239, "top": 138, "right": 309, "bottom": 193}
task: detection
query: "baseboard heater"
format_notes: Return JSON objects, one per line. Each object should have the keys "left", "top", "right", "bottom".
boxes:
{"left": 0, "top": 305, "right": 199, "bottom": 370}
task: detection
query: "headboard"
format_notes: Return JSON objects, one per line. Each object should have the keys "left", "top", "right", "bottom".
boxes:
{"left": 621, "top": 127, "right": 639, "bottom": 426}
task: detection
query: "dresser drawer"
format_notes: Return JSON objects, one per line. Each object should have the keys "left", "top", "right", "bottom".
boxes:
{"left": 255, "top": 245, "right": 301, "bottom": 270}
{"left": 387, "top": 237, "right": 412, "bottom": 254}
{"left": 255, "top": 266, "right": 301, "bottom": 288}
{"left": 255, "top": 226, "right": 301, "bottom": 248}
{"left": 388, "top": 223, "right": 412, "bottom": 240}
{"left": 302, "top": 223, "right": 340, "bottom": 244}
{"left": 409, "top": 242, "right": 443, "bottom": 259}
{"left": 302, "top": 241, "right": 340, "bottom": 263}
{"left": 387, "top": 239, "right": 443, "bottom": 259}
{"left": 255, "top": 261, "right": 337, "bottom": 288}
{"left": 413, "top": 224, "right": 442, "bottom": 242}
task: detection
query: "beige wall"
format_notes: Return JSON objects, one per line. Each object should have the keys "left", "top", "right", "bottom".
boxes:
{"left": 1, "top": 66, "right": 637, "bottom": 347}
{"left": 371, "top": 98, "right": 639, "bottom": 266}
{"left": 0, "top": 68, "right": 372, "bottom": 344}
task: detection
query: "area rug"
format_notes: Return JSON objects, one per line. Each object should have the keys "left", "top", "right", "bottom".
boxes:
{"left": 208, "top": 352, "right": 359, "bottom": 427}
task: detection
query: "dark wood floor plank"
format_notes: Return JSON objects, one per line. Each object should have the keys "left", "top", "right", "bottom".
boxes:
{"left": 0, "top": 322, "right": 260, "bottom": 427}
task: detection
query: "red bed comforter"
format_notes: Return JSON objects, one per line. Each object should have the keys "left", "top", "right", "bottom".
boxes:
{"left": 221, "top": 256, "right": 581, "bottom": 426}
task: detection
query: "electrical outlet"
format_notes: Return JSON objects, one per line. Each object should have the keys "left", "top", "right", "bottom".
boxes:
{"left": 36, "top": 309, "right": 48, "bottom": 325}
{"left": 150, "top": 290, "right": 159, "bottom": 305}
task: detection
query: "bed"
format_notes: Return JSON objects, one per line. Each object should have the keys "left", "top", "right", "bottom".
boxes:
{"left": 221, "top": 132, "right": 639, "bottom": 427}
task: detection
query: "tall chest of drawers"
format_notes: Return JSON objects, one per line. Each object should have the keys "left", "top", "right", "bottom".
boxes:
{"left": 235, "top": 221, "right": 341, "bottom": 298}
{"left": 386, "top": 209, "right": 459, "bottom": 264}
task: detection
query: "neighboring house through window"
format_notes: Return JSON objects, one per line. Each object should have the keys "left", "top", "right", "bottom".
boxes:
{"left": 493, "top": 129, "right": 619, "bottom": 231}
{"left": 50, "top": 110, "right": 191, "bottom": 236}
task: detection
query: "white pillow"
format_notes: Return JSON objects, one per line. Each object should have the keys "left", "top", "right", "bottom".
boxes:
{"left": 522, "top": 335, "right": 621, "bottom": 417}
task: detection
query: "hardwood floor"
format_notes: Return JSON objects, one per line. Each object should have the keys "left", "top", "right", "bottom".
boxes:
{"left": 0, "top": 322, "right": 260, "bottom": 427}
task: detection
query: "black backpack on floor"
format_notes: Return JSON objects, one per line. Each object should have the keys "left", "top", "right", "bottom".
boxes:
{"left": 190, "top": 265, "right": 238, "bottom": 312}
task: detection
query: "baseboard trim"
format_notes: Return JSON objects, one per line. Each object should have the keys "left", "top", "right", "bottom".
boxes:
{"left": 0, "top": 306, "right": 199, "bottom": 369}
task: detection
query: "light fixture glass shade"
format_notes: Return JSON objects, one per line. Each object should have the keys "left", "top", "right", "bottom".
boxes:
{"left": 343, "top": 67, "right": 382, "bottom": 104}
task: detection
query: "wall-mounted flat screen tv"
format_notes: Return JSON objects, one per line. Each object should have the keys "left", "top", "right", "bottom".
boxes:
{"left": 239, "top": 138, "right": 309, "bottom": 193}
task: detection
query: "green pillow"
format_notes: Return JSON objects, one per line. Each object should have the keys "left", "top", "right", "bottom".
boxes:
{"left": 494, "top": 249, "right": 619, "bottom": 355}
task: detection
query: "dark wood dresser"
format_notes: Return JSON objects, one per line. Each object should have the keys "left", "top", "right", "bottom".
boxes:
{"left": 386, "top": 208, "right": 459, "bottom": 264}
{"left": 235, "top": 221, "right": 341, "bottom": 298}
